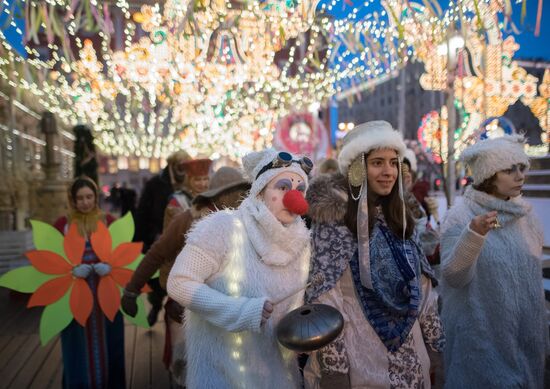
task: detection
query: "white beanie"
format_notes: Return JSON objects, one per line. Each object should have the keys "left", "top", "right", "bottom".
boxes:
{"left": 461, "top": 134, "right": 530, "bottom": 185}
{"left": 242, "top": 148, "right": 309, "bottom": 198}
{"left": 338, "top": 121, "right": 407, "bottom": 175}
{"left": 403, "top": 149, "right": 418, "bottom": 172}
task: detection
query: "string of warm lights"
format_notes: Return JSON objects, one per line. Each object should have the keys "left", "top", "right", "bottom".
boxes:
{"left": 0, "top": 0, "right": 542, "bottom": 158}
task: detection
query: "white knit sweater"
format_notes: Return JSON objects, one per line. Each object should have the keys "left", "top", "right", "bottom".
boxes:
{"left": 167, "top": 196, "right": 311, "bottom": 389}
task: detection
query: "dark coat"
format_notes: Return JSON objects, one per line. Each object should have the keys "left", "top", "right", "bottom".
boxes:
{"left": 134, "top": 167, "right": 174, "bottom": 252}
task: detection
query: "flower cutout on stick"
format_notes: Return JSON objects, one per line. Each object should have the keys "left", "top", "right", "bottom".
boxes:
{"left": 0, "top": 213, "right": 152, "bottom": 345}
{"left": 90, "top": 221, "right": 144, "bottom": 321}
{"left": 26, "top": 223, "right": 93, "bottom": 327}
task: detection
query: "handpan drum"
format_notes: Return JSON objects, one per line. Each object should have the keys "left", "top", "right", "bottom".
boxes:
{"left": 276, "top": 304, "right": 344, "bottom": 352}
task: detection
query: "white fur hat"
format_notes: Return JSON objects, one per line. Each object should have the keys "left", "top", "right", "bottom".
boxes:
{"left": 338, "top": 120, "right": 407, "bottom": 175}
{"left": 242, "top": 148, "right": 309, "bottom": 198}
{"left": 461, "top": 134, "right": 530, "bottom": 185}
{"left": 403, "top": 149, "right": 418, "bottom": 172}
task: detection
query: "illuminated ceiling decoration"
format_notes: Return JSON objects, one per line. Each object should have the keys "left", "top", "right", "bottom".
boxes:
{"left": 529, "top": 69, "right": 550, "bottom": 146}
{"left": 0, "top": 0, "right": 540, "bottom": 158}
{"left": 417, "top": 0, "right": 545, "bottom": 157}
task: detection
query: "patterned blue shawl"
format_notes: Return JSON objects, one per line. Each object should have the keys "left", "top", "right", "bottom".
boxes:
{"left": 306, "top": 217, "right": 434, "bottom": 352}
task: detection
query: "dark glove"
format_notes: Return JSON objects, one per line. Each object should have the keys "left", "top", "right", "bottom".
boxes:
{"left": 164, "top": 298, "right": 184, "bottom": 323}
{"left": 121, "top": 289, "right": 139, "bottom": 317}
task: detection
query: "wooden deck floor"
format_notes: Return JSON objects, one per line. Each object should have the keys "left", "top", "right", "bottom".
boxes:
{"left": 0, "top": 288, "right": 170, "bottom": 389}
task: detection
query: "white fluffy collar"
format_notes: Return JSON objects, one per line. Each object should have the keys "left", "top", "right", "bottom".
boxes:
{"left": 238, "top": 197, "right": 310, "bottom": 266}
{"left": 463, "top": 187, "right": 531, "bottom": 225}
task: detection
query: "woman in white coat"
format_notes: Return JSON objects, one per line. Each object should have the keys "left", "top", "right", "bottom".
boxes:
{"left": 440, "top": 135, "right": 546, "bottom": 388}
{"left": 167, "top": 149, "right": 313, "bottom": 389}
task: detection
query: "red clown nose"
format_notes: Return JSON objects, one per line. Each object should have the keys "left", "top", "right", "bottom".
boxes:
{"left": 283, "top": 190, "right": 309, "bottom": 216}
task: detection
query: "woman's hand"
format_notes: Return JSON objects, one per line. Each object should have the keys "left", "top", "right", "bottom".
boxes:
{"left": 469, "top": 211, "right": 498, "bottom": 236}
{"left": 260, "top": 300, "right": 273, "bottom": 327}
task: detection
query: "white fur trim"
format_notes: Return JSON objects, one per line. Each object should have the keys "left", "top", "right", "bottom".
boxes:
{"left": 461, "top": 135, "right": 530, "bottom": 184}
{"left": 404, "top": 149, "right": 418, "bottom": 172}
{"left": 242, "top": 148, "right": 309, "bottom": 197}
{"left": 338, "top": 121, "right": 406, "bottom": 175}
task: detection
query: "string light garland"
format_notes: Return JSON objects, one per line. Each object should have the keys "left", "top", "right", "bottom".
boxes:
{"left": 0, "top": 0, "right": 544, "bottom": 158}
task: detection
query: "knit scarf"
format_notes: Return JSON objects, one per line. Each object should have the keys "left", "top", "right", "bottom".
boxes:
{"left": 350, "top": 218, "right": 421, "bottom": 352}
{"left": 239, "top": 197, "right": 310, "bottom": 267}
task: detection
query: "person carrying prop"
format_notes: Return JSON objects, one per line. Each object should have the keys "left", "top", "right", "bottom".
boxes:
{"left": 121, "top": 166, "right": 250, "bottom": 388}
{"left": 167, "top": 149, "right": 313, "bottom": 388}
{"left": 0, "top": 176, "right": 151, "bottom": 388}
{"left": 303, "top": 121, "right": 445, "bottom": 388}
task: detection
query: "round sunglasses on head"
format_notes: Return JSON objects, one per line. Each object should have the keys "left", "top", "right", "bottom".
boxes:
{"left": 256, "top": 151, "right": 313, "bottom": 179}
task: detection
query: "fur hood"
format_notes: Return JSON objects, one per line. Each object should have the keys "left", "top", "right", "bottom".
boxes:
{"left": 306, "top": 173, "right": 349, "bottom": 224}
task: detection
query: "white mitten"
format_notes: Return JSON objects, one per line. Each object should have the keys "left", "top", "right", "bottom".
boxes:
{"left": 92, "top": 262, "right": 112, "bottom": 277}
{"left": 72, "top": 264, "right": 93, "bottom": 278}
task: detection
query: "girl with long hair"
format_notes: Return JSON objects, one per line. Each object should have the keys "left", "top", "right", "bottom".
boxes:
{"left": 304, "top": 121, "right": 444, "bottom": 388}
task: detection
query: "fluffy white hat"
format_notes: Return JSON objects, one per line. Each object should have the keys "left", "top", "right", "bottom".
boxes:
{"left": 403, "top": 149, "right": 418, "bottom": 172}
{"left": 242, "top": 148, "right": 309, "bottom": 198}
{"left": 338, "top": 120, "right": 407, "bottom": 175}
{"left": 461, "top": 134, "right": 530, "bottom": 185}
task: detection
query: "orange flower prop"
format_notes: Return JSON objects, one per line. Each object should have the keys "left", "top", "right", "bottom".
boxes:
{"left": 26, "top": 223, "right": 94, "bottom": 326}
{"left": 90, "top": 221, "right": 145, "bottom": 321}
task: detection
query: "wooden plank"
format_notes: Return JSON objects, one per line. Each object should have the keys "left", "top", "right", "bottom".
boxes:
{"left": 1, "top": 334, "right": 40, "bottom": 388}
{"left": 151, "top": 322, "right": 170, "bottom": 389}
{"left": 124, "top": 323, "right": 137, "bottom": 386}
{"left": 0, "top": 335, "right": 12, "bottom": 354}
{"left": 131, "top": 325, "right": 152, "bottom": 389}
{"left": 28, "top": 338, "right": 61, "bottom": 389}
{"left": 0, "top": 297, "right": 28, "bottom": 335}
{"left": 48, "top": 362, "right": 63, "bottom": 389}
{"left": 0, "top": 335, "right": 28, "bottom": 372}
{"left": 7, "top": 334, "right": 57, "bottom": 389}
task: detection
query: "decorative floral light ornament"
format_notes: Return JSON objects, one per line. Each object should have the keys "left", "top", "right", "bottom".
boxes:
{"left": 0, "top": 213, "right": 151, "bottom": 345}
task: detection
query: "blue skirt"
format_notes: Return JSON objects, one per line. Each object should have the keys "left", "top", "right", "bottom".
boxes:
{"left": 60, "top": 311, "right": 125, "bottom": 389}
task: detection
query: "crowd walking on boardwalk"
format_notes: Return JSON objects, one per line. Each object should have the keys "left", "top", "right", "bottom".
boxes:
{"left": 1, "top": 121, "right": 547, "bottom": 389}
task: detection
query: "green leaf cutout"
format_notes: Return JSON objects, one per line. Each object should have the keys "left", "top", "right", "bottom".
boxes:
{"left": 0, "top": 266, "right": 56, "bottom": 293}
{"left": 109, "top": 212, "right": 135, "bottom": 249}
{"left": 121, "top": 293, "right": 150, "bottom": 328}
{"left": 30, "top": 220, "right": 66, "bottom": 259}
{"left": 125, "top": 253, "right": 144, "bottom": 271}
{"left": 39, "top": 291, "right": 73, "bottom": 345}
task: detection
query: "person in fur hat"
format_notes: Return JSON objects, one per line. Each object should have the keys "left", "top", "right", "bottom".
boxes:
{"left": 167, "top": 149, "right": 313, "bottom": 389}
{"left": 303, "top": 121, "right": 444, "bottom": 388}
{"left": 121, "top": 166, "right": 250, "bottom": 388}
{"left": 440, "top": 134, "right": 546, "bottom": 389}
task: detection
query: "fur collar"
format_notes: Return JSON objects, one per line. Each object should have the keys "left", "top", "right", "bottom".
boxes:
{"left": 463, "top": 187, "right": 531, "bottom": 225}
{"left": 306, "top": 173, "right": 349, "bottom": 224}
{"left": 238, "top": 196, "right": 310, "bottom": 267}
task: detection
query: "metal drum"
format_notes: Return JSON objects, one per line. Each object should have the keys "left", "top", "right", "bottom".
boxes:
{"left": 276, "top": 304, "right": 344, "bottom": 352}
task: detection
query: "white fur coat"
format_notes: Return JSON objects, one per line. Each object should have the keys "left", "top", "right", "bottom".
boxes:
{"left": 440, "top": 187, "right": 547, "bottom": 388}
{"left": 167, "top": 196, "right": 311, "bottom": 389}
